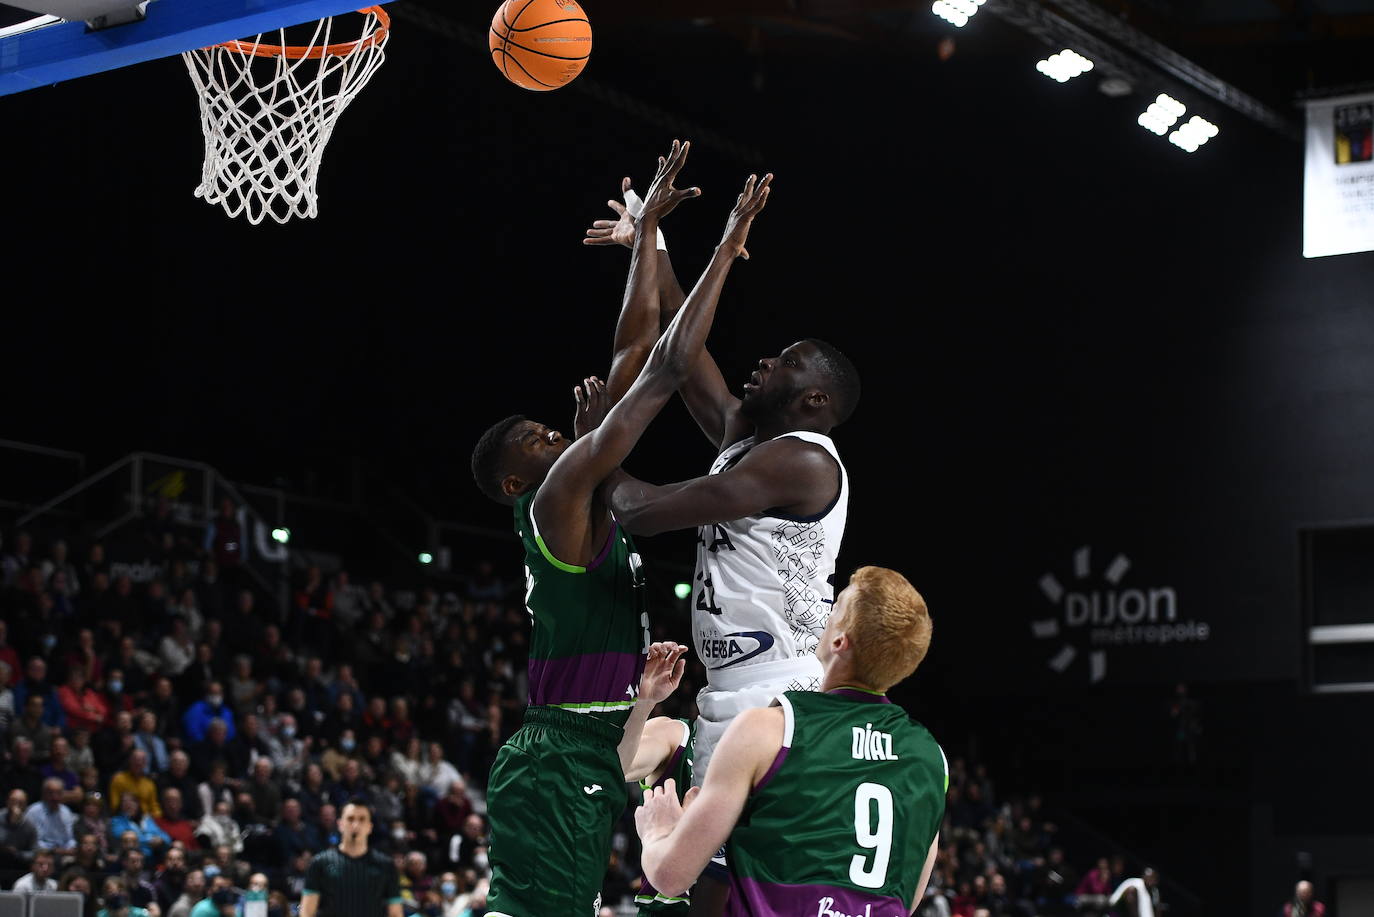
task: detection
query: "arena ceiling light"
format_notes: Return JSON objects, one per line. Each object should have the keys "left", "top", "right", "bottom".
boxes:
{"left": 270, "top": 527, "right": 290, "bottom": 544}
{"left": 932, "top": 0, "right": 984, "bottom": 29}
{"left": 1137, "top": 93, "right": 1185, "bottom": 136}
{"left": 674, "top": 582, "right": 692, "bottom": 600}
{"left": 1036, "top": 48, "right": 1093, "bottom": 82}
{"left": 1169, "top": 115, "right": 1219, "bottom": 152}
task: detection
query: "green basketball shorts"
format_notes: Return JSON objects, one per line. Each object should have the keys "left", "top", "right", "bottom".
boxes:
{"left": 485, "top": 706, "right": 628, "bottom": 917}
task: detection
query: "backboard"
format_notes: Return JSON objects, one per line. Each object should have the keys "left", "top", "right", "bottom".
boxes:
{"left": 0, "top": 0, "right": 371, "bottom": 95}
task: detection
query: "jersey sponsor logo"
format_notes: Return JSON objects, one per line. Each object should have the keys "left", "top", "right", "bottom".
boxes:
{"left": 851, "top": 723, "right": 899, "bottom": 761}
{"left": 816, "top": 897, "right": 872, "bottom": 917}
{"left": 701, "top": 630, "right": 775, "bottom": 669}
{"left": 583, "top": 784, "right": 603, "bottom": 795}
{"left": 698, "top": 523, "right": 736, "bottom": 554}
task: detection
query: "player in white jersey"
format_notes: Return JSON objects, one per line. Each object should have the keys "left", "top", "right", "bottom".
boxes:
{"left": 589, "top": 163, "right": 860, "bottom": 916}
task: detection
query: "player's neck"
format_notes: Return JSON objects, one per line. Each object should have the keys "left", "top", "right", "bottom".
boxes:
{"left": 754, "top": 417, "right": 828, "bottom": 442}
{"left": 819, "top": 665, "right": 883, "bottom": 697}
{"left": 338, "top": 838, "right": 368, "bottom": 857}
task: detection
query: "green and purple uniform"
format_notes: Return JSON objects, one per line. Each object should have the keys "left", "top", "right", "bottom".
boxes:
{"left": 486, "top": 487, "right": 649, "bottom": 917}
{"left": 725, "top": 689, "right": 947, "bottom": 917}
{"left": 635, "top": 719, "right": 696, "bottom": 915}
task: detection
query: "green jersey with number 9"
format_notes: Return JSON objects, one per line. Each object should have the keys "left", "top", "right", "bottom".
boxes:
{"left": 726, "top": 689, "right": 947, "bottom": 916}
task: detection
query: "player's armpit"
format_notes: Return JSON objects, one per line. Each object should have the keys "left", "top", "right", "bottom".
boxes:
{"left": 639, "top": 707, "right": 782, "bottom": 897}
{"left": 604, "top": 437, "right": 839, "bottom": 536}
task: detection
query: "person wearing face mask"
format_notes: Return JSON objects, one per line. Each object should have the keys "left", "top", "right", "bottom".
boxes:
{"left": 167, "top": 869, "right": 206, "bottom": 917}
{"left": 237, "top": 873, "right": 269, "bottom": 917}
{"left": 434, "top": 873, "right": 462, "bottom": 917}
{"left": 97, "top": 876, "right": 152, "bottom": 917}
{"left": 183, "top": 684, "right": 237, "bottom": 744}
{"left": 266, "top": 714, "right": 307, "bottom": 784}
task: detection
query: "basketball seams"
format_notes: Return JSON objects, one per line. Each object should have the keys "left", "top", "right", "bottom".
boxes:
{"left": 498, "top": 48, "right": 557, "bottom": 87}
{"left": 504, "top": 17, "right": 589, "bottom": 32}
{"left": 498, "top": 33, "right": 591, "bottom": 62}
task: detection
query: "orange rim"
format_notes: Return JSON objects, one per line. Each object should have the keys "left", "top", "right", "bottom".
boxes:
{"left": 218, "top": 5, "right": 389, "bottom": 59}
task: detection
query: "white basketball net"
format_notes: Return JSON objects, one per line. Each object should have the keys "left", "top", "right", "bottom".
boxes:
{"left": 182, "top": 9, "right": 389, "bottom": 225}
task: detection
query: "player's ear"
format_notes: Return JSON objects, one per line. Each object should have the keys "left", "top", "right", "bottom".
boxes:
{"left": 803, "top": 388, "right": 830, "bottom": 411}
{"left": 500, "top": 474, "right": 526, "bottom": 500}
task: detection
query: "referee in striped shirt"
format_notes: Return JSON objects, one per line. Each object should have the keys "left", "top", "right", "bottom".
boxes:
{"left": 300, "top": 798, "right": 402, "bottom": 917}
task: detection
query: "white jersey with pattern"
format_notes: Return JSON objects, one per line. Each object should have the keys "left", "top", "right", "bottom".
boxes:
{"left": 692, "top": 430, "right": 849, "bottom": 687}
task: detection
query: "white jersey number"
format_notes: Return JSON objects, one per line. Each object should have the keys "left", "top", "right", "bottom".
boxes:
{"left": 849, "top": 782, "right": 893, "bottom": 889}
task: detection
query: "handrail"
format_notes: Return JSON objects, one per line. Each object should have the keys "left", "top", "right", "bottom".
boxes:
{"left": 17, "top": 454, "right": 134, "bottom": 527}
{"left": 0, "top": 437, "right": 86, "bottom": 464}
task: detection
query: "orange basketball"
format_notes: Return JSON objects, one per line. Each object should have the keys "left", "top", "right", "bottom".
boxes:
{"left": 489, "top": 0, "right": 592, "bottom": 92}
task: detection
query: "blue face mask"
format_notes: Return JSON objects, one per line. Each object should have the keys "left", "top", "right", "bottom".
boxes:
{"left": 340, "top": 738, "right": 356, "bottom": 752}
{"left": 109, "top": 680, "right": 124, "bottom": 694}
{"left": 282, "top": 726, "right": 296, "bottom": 739}
{"left": 440, "top": 883, "right": 457, "bottom": 898}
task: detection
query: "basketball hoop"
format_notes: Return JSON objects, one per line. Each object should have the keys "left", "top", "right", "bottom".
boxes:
{"left": 182, "top": 6, "right": 390, "bottom": 225}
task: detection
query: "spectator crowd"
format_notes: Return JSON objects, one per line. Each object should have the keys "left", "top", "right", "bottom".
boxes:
{"left": 3, "top": 518, "right": 1171, "bottom": 917}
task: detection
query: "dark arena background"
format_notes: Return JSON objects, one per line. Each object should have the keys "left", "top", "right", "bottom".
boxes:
{"left": 3, "top": 0, "right": 1374, "bottom": 915}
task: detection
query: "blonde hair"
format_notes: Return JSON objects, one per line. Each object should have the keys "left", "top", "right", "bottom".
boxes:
{"left": 836, "top": 566, "right": 931, "bottom": 691}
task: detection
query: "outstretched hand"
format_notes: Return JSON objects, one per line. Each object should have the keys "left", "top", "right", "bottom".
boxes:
{"left": 638, "top": 641, "right": 689, "bottom": 705}
{"left": 719, "top": 172, "right": 772, "bottom": 260}
{"left": 641, "top": 139, "right": 701, "bottom": 223}
{"left": 636, "top": 778, "right": 700, "bottom": 845}
{"left": 583, "top": 176, "right": 638, "bottom": 249}
{"left": 572, "top": 376, "right": 608, "bottom": 439}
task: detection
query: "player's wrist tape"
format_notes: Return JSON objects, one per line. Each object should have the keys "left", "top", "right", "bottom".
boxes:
{"left": 622, "top": 189, "right": 667, "bottom": 252}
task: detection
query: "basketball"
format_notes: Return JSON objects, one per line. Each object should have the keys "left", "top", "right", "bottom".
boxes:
{"left": 489, "top": 0, "right": 592, "bottom": 91}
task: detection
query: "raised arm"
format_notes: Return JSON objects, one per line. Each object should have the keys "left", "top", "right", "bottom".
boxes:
{"left": 618, "top": 642, "right": 688, "bottom": 778}
{"left": 593, "top": 142, "right": 702, "bottom": 404}
{"left": 602, "top": 433, "right": 838, "bottom": 537}
{"left": 536, "top": 173, "right": 772, "bottom": 551}
{"left": 636, "top": 705, "right": 782, "bottom": 897}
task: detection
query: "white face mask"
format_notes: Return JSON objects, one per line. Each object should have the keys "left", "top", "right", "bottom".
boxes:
{"left": 473, "top": 852, "right": 488, "bottom": 872}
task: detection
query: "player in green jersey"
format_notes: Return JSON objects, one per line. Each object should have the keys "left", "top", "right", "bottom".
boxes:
{"left": 625, "top": 716, "right": 697, "bottom": 915}
{"left": 635, "top": 566, "right": 945, "bottom": 917}
{"left": 470, "top": 139, "right": 772, "bottom": 917}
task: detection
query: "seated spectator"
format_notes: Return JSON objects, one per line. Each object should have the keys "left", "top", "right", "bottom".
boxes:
{"left": 154, "top": 789, "right": 198, "bottom": 852}
{"left": 194, "top": 803, "right": 242, "bottom": 855}
{"left": 26, "top": 778, "right": 77, "bottom": 857}
{"left": 449, "top": 815, "right": 486, "bottom": 872}
{"left": 108, "top": 637, "right": 154, "bottom": 704}
{"left": 68, "top": 831, "right": 106, "bottom": 878}
{"left": 147, "top": 679, "right": 182, "bottom": 747}
{"left": 196, "top": 761, "right": 235, "bottom": 818}
{"left": 264, "top": 715, "right": 306, "bottom": 785}
{"left": 110, "top": 750, "right": 163, "bottom": 818}
{"left": 398, "top": 851, "right": 431, "bottom": 912}
{"left": 360, "top": 736, "right": 389, "bottom": 780}
{"left": 160, "top": 619, "right": 196, "bottom": 679}
{"left": 191, "top": 885, "right": 237, "bottom": 917}
{"left": 153, "top": 842, "right": 191, "bottom": 913}
{"left": 271, "top": 800, "right": 318, "bottom": 869}
{"left": 0, "top": 660, "right": 14, "bottom": 738}
{"left": 227, "top": 716, "right": 269, "bottom": 778}
{"left": 1077, "top": 857, "right": 1114, "bottom": 904}
{"left": 41, "top": 736, "right": 83, "bottom": 806}
{"left": 206, "top": 843, "right": 249, "bottom": 889}
{"left": 166, "top": 869, "right": 206, "bottom": 917}
{"left": 97, "top": 875, "right": 152, "bottom": 917}
{"left": 65, "top": 629, "right": 102, "bottom": 687}
{"left": 73, "top": 794, "right": 114, "bottom": 867}
{"left": 226, "top": 658, "right": 257, "bottom": 715}
{"left": 435, "top": 872, "right": 463, "bottom": 917}
{"left": 319, "top": 694, "right": 360, "bottom": 750}
{"left": 158, "top": 753, "right": 201, "bottom": 820}
{"left": 0, "top": 789, "right": 37, "bottom": 873}
{"left": 110, "top": 795, "right": 171, "bottom": 859}
{"left": 134, "top": 713, "right": 170, "bottom": 775}
{"left": 245, "top": 759, "right": 281, "bottom": 825}
{"left": 315, "top": 806, "right": 340, "bottom": 851}
{"left": 290, "top": 763, "right": 328, "bottom": 823}
{"left": 14, "top": 657, "right": 67, "bottom": 732}
{"left": 95, "top": 711, "right": 137, "bottom": 777}
{"left": 424, "top": 743, "right": 461, "bottom": 800}
{"left": 433, "top": 780, "right": 472, "bottom": 843}
{"left": 117, "top": 849, "right": 161, "bottom": 914}
{"left": 1029, "top": 847, "right": 1076, "bottom": 911}
{"left": 327, "top": 759, "right": 370, "bottom": 809}
{"left": 13, "top": 847, "right": 58, "bottom": 894}
{"left": 5, "top": 737, "right": 45, "bottom": 804}
{"left": 183, "top": 685, "right": 236, "bottom": 745}
{"left": 371, "top": 774, "right": 404, "bottom": 828}
{"left": 57, "top": 868, "right": 96, "bottom": 917}
{"left": 68, "top": 729, "right": 96, "bottom": 775}
{"left": 13, "top": 694, "right": 56, "bottom": 762}
{"left": 192, "top": 723, "right": 236, "bottom": 785}
{"left": 390, "top": 738, "right": 425, "bottom": 788}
